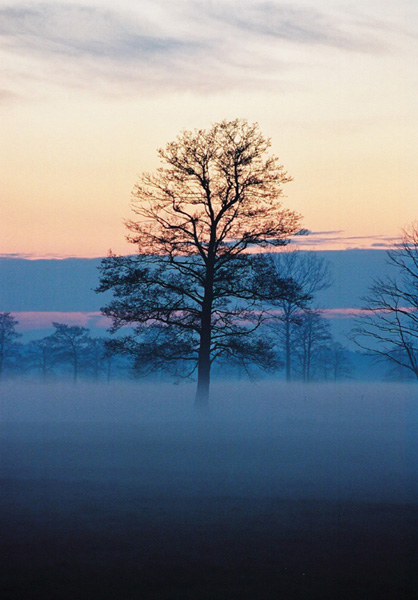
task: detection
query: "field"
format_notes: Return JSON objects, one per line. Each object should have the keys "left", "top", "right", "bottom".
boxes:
{"left": 1, "top": 380, "right": 417, "bottom": 599}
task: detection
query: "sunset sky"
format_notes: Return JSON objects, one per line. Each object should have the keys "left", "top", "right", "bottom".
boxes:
{"left": 1, "top": 0, "right": 417, "bottom": 258}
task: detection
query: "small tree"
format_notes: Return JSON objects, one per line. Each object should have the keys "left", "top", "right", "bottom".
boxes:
{"left": 321, "top": 342, "right": 353, "bottom": 381}
{"left": 0, "top": 312, "right": 22, "bottom": 379}
{"left": 50, "top": 323, "right": 91, "bottom": 381}
{"left": 85, "top": 337, "right": 108, "bottom": 380}
{"left": 98, "top": 119, "right": 302, "bottom": 406}
{"left": 351, "top": 224, "right": 418, "bottom": 379}
{"left": 266, "top": 250, "right": 332, "bottom": 380}
{"left": 26, "top": 336, "right": 58, "bottom": 380}
{"left": 103, "top": 338, "right": 135, "bottom": 382}
{"left": 293, "top": 310, "right": 332, "bottom": 382}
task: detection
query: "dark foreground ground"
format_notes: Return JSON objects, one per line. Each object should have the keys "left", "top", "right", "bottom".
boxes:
{"left": 1, "top": 424, "right": 417, "bottom": 599}
{"left": 1, "top": 382, "right": 417, "bottom": 599}
{"left": 0, "top": 481, "right": 418, "bottom": 600}
{"left": 1, "top": 480, "right": 417, "bottom": 600}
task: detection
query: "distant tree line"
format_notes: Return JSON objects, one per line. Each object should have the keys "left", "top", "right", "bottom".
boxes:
{"left": 0, "top": 317, "right": 131, "bottom": 382}
{"left": 0, "top": 309, "right": 354, "bottom": 384}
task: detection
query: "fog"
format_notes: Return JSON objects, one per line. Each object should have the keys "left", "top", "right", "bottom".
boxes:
{"left": 1, "top": 380, "right": 416, "bottom": 504}
{"left": 1, "top": 380, "right": 416, "bottom": 598}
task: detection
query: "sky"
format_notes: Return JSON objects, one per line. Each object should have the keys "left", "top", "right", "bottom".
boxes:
{"left": 1, "top": 0, "right": 417, "bottom": 258}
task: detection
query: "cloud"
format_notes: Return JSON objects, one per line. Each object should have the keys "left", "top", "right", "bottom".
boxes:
{"left": 290, "top": 231, "right": 401, "bottom": 250}
{"left": 204, "top": 2, "right": 388, "bottom": 53}
{"left": 302, "top": 230, "right": 344, "bottom": 237}
{"left": 0, "top": 2, "right": 207, "bottom": 96}
{"left": 13, "top": 311, "right": 110, "bottom": 330}
{"left": 0, "top": 4, "right": 196, "bottom": 60}
{"left": 0, "top": 88, "right": 18, "bottom": 103}
{"left": 322, "top": 308, "right": 368, "bottom": 319}
{"left": 0, "top": 252, "right": 96, "bottom": 259}
{"left": 0, "top": 0, "right": 403, "bottom": 97}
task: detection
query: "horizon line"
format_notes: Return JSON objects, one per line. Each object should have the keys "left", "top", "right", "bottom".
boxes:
{"left": 0, "top": 233, "right": 400, "bottom": 260}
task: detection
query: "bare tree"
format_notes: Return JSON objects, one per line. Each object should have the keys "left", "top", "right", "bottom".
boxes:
{"left": 351, "top": 224, "right": 418, "bottom": 379}
{"left": 26, "top": 336, "right": 58, "bottom": 380}
{"left": 50, "top": 323, "right": 91, "bottom": 381}
{"left": 0, "top": 312, "right": 21, "bottom": 379}
{"left": 98, "top": 119, "right": 301, "bottom": 406}
{"left": 319, "top": 342, "right": 353, "bottom": 381}
{"left": 266, "top": 250, "right": 332, "bottom": 381}
{"left": 293, "top": 310, "right": 332, "bottom": 382}
{"left": 382, "top": 349, "right": 416, "bottom": 381}
{"left": 85, "top": 337, "right": 108, "bottom": 380}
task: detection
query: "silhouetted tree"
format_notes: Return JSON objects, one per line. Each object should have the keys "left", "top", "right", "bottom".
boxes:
{"left": 102, "top": 338, "right": 135, "bottom": 382}
{"left": 383, "top": 351, "right": 416, "bottom": 381}
{"left": 50, "top": 323, "right": 91, "bottom": 381}
{"left": 320, "top": 341, "right": 353, "bottom": 381}
{"left": 266, "top": 250, "right": 332, "bottom": 380}
{"left": 26, "top": 336, "right": 58, "bottom": 380}
{"left": 351, "top": 224, "right": 418, "bottom": 379}
{"left": 98, "top": 119, "right": 301, "bottom": 406}
{"left": 85, "top": 337, "right": 108, "bottom": 380}
{"left": 293, "top": 310, "right": 332, "bottom": 382}
{"left": 0, "top": 312, "right": 22, "bottom": 379}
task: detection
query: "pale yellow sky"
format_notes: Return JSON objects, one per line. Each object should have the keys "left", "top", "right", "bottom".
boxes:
{"left": 1, "top": 0, "right": 417, "bottom": 257}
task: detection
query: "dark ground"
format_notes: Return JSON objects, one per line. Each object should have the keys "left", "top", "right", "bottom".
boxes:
{"left": 1, "top": 409, "right": 417, "bottom": 599}
{"left": 1, "top": 479, "right": 417, "bottom": 599}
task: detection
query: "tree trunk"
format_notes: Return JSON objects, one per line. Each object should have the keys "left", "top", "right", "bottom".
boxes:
{"left": 285, "top": 318, "right": 291, "bottom": 382}
{"left": 73, "top": 351, "right": 78, "bottom": 382}
{"left": 195, "top": 264, "right": 214, "bottom": 409}
{"left": 42, "top": 350, "right": 47, "bottom": 380}
{"left": 306, "top": 324, "right": 313, "bottom": 382}
{"left": 195, "top": 308, "right": 212, "bottom": 408}
{"left": 306, "top": 340, "right": 311, "bottom": 382}
{"left": 195, "top": 349, "right": 210, "bottom": 407}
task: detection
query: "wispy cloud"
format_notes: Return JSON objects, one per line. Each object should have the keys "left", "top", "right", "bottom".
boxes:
{"left": 322, "top": 308, "right": 369, "bottom": 319}
{"left": 204, "top": 2, "right": 388, "bottom": 53}
{"left": 0, "top": 87, "right": 18, "bottom": 102}
{"left": 290, "top": 231, "right": 401, "bottom": 250}
{"left": 0, "top": 251, "right": 101, "bottom": 259}
{"left": 0, "top": 4, "right": 197, "bottom": 60}
{"left": 11, "top": 307, "right": 368, "bottom": 331}
{"left": 0, "top": 0, "right": 406, "bottom": 98}
{"left": 13, "top": 311, "right": 110, "bottom": 330}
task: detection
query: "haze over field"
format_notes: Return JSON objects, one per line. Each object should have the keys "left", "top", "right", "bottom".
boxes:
{"left": 1, "top": 380, "right": 416, "bottom": 598}
{"left": 1, "top": 380, "right": 416, "bottom": 503}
